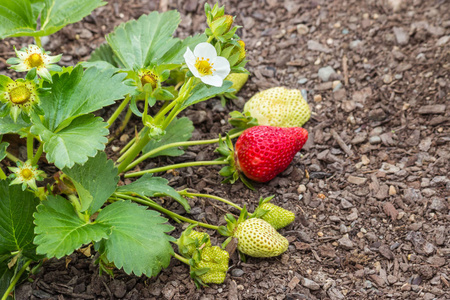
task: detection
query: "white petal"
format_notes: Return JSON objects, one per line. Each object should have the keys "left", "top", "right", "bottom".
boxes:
{"left": 17, "top": 51, "right": 27, "bottom": 60}
{"left": 12, "top": 63, "right": 29, "bottom": 72}
{"left": 29, "top": 45, "right": 42, "bottom": 54}
{"left": 212, "top": 56, "right": 230, "bottom": 79}
{"left": 200, "top": 74, "right": 223, "bottom": 87}
{"left": 184, "top": 47, "right": 201, "bottom": 78}
{"left": 193, "top": 42, "right": 217, "bottom": 61}
{"left": 49, "top": 54, "right": 62, "bottom": 64}
{"left": 183, "top": 47, "right": 196, "bottom": 64}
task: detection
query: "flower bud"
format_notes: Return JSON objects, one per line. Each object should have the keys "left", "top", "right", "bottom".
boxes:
{"left": 210, "top": 14, "right": 234, "bottom": 36}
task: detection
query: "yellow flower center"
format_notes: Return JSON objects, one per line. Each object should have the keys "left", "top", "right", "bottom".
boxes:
{"left": 140, "top": 72, "right": 158, "bottom": 89}
{"left": 9, "top": 86, "right": 31, "bottom": 104}
{"left": 27, "top": 53, "right": 44, "bottom": 68}
{"left": 21, "top": 168, "right": 34, "bottom": 180}
{"left": 195, "top": 58, "right": 214, "bottom": 76}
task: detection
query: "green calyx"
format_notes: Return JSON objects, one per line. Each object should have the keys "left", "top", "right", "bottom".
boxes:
{"left": 252, "top": 196, "right": 295, "bottom": 230}
{"left": 227, "top": 111, "right": 258, "bottom": 135}
{"left": 217, "top": 205, "right": 249, "bottom": 238}
{"left": 176, "top": 224, "right": 212, "bottom": 258}
{"left": 215, "top": 134, "right": 254, "bottom": 190}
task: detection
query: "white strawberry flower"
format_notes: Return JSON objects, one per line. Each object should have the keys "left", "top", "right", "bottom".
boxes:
{"left": 184, "top": 42, "right": 230, "bottom": 87}
{"left": 7, "top": 44, "right": 62, "bottom": 82}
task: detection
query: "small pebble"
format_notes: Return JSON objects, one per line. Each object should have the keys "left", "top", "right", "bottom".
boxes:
{"left": 231, "top": 269, "right": 244, "bottom": 277}
{"left": 298, "top": 78, "right": 308, "bottom": 84}
{"left": 369, "top": 136, "right": 382, "bottom": 144}
{"left": 314, "top": 95, "right": 322, "bottom": 102}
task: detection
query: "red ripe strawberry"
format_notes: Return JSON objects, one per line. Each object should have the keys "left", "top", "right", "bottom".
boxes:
{"left": 234, "top": 126, "right": 308, "bottom": 182}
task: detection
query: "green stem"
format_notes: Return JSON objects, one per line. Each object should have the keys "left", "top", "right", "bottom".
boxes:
{"left": 26, "top": 133, "right": 34, "bottom": 161}
{"left": 113, "top": 194, "right": 219, "bottom": 230}
{"left": 182, "top": 192, "right": 242, "bottom": 211}
{"left": 34, "top": 37, "right": 42, "bottom": 48}
{"left": 1, "top": 259, "right": 32, "bottom": 300}
{"left": 119, "top": 136, "right": 136, "bottom": 154}
{"left": 124, "top": 130, "right": 243, "bottom": 172}
{"left": 206, "top": 35, "right": 214, "bottom": 43}
{"left": 5, "top": 151, "right": 20, "bottom": 164}
{"left": 124, "top": 160, "right": 227, "bottom": 178}
{"left": 0, "top": 166, "right": 6, "bottom": 180}
{"left": 106, "top": 96, "right": 131, "bottom": 129}
{"left": 31, "top": 143, "right": 44, "bottom": 165}
{"left": 172, "top": 252, "right": 190, "bottom": 265}
{"left": 116, "top": 131, "right": 151, "bottom": 173}
{"left": 67, "top": 195, "right": 88, "bottom": 222}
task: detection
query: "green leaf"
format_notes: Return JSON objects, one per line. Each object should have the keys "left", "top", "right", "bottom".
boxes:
{"left": 116, "top": 174, "right": 190, "bottom": 212}
{"left": 96, "top": 201, "right": 174, "bottom": 277}
{"left": 0, "top": 180, "right": 39, "bottom": 258}
{"left": 63, "top": 152, "right": 119, "bottom": 215}
{"left": 0, "top": 115, "right": 30, "bottom": 135}
{"left": 31, "top": 114, "right": 108, "bottom": 169}
{"left": 143, "top": 117, "right": 194, "bottom": 158}
{"left": 105, "top": 11, "right": 181, "bottom": 69}
{"left": 41, "top": 65, "right": 134, "bottom": 131}
{"left": 34, "top": 195, "right": 109, "bottom": 258}
{"left": 0, "top": 255, "right": 14, "bottom": 299}
{"left": 87, "top": 43, "right": 120, "bottom": 68}
{"left": 181, "top": 81, "right": 233, "bottom": 109}
{"left": 157, "top": 34, "right": 207, "bottom": 65}
{"left": 0, "top": 0, "right": 39, "bottom": 39}
{"left": 0, "top": 0, "right": 105, "bottom": 39}
{"left": 0, "top": 142, "right": 8, "bottom": 161}
{"left": 39, "top": 0, "right": 106, "bottom": 37}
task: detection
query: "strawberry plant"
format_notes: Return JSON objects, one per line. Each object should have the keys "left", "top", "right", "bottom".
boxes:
{"left": 0, "top": 2, "right": 310, "bottom": 298}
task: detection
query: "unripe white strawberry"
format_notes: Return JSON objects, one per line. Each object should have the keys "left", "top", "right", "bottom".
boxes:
{"left": 244, "top": 87, "right": 310, "bottom": 127}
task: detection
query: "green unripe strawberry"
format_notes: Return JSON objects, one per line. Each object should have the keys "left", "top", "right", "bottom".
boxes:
{"left": 194, "top": 246, "right": 229, "bottom": 284}
{"left": 244, "top": 87, "right": 310, "bottom": 127}
{"left": 185, "top": 230, "right": 212, "bottom": 256}
{"left": 225, "top": 73, "right": 248, "bottom": 94}
{"left": 259, "top": 203, "right": 295, "bottom": 230}
{"left": 177, "top": 225, "right": 212, "bottom": 257}
{"left": 233, "top": 218, "right": 288, "bottom": 257}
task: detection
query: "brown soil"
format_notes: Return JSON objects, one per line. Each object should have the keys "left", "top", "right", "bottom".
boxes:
{"left": 1, "top": 0, "right": 449, "bottom": 299}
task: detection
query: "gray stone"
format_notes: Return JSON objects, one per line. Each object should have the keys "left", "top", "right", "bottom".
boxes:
{"left": 369, "top": 136, "right": 382, "bottom": 144}
{"left": 318, "top": 66, "right": 336, "bottom": 82}
{"left": 338, "top": 236, "right": 354, "bottom": 249}
{"left": 340, "top": 198, "right": 354, "bottom": 209}
{"left": 349, "top": 40, "right": 363, "bottom": 49}
{"left": 298, "top": 78, "right": 308, "bottom": 84}
{"left": 301, "top": 277, "right": 320, "bottom": 290}
{"left": 231, "top": 268, "right": 244, "bottom": 277}
{"left": 429, "top": 197, "right": 447, "bottom": 211}
{"left": 327, "top": 287, "right": 345, "bottom": 300}
{"left": 436, "top": 35, "right": 449, "bottom": 46}
{"left": 393, "top": 27, "right": 409, "bottom": 45}
{"left": 307, "top": 40, "right": 332, "bottom": 53}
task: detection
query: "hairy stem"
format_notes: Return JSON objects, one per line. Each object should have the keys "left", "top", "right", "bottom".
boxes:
{"left": 35, "top": 37, "right": 42, "bottom": 48}
{"left": 31, "top": 143, "right": 44, "bottom": 165}
{"left": 124, "top": 130, "right": 243, "bottom": 172}
{"left": 5, "top": 151, "right": 21, "bottom": 164}
{"left": 106, "top": 96, "right": 131, "bottom": 129}
{"left": 26, "top": 133, "right": 34, "bottom": 161}
{"left": 124, "top": 160, "right": 227, "bottom": 178}
{"left": 182, "top": 192, "right": 242, "bottom": 211}
{"left": 113, "top": 194, "right": 219, "bottom": 230}
{"left": 172, "top": 252, "right": 190, "bottom": 265}
{"left": 1, "top": 259, "right": 32, "bottom": 300}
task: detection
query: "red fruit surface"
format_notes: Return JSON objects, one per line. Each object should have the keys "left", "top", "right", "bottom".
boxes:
{"left": 235, "top": 126, "right": 308, "bottom": 182}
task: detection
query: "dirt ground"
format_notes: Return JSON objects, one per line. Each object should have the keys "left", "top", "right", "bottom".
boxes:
{"left": 0, "top": 0, "right": 449, "bottom": 299}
